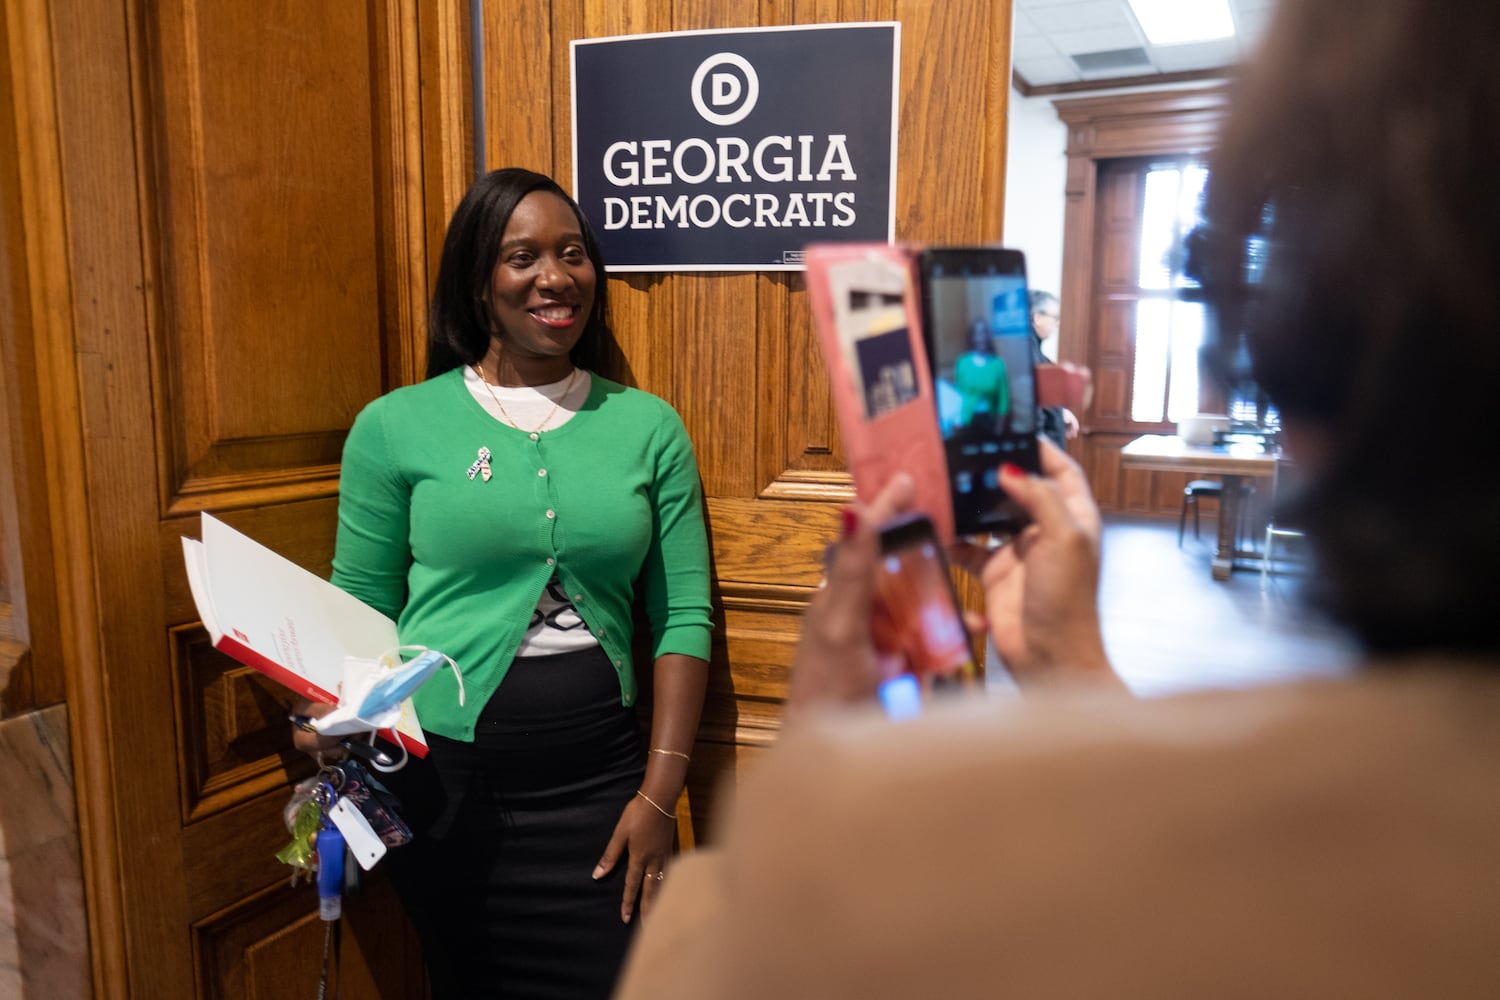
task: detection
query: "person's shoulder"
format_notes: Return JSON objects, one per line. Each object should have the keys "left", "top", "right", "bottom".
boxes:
{"left": 709, "top": 670, "right": 1500, "bottom": 997}
{"left": 733, "top": 668, "right": 1500, "bottom": 891}
{"left": 773, "top": 668, "right": 1498, "bottom": 786}
{"left": 590, "top": 375, "right": 683, "bottom": 423}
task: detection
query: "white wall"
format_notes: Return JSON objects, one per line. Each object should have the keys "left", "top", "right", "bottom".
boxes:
{"left": 1001, "top": 86, "right": 1070, "bottom": 315}
{"left": 1001, "top": 79, "right": 1229, "bottom": 361}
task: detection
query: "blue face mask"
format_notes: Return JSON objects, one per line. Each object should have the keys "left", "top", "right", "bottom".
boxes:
{"left": 309, "top": 645, "right": 466, "bottom": 771}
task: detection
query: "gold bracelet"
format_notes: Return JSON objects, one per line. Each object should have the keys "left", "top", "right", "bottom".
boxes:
{"left": 636, "top": 789, "right": 675, "bottom": 819}
{"left": 649, "top": 747, "right": 691, "bottom": 762}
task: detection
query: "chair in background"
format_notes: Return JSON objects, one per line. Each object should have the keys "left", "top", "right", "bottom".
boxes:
{"left": 1178, "top": 479, "right": 1224, "bottom": 547}
{"left": 1262, "top": 456, "right": 1306, "bottom": 582}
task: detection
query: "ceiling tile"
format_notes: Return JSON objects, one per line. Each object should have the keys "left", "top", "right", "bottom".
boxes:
{"left": 1047, "top": 25, "right": 1148, "bottom": 55}
{"left": 1147, "top": 37, "right": 1240, "bottom": 72}
{"left": 1012, "top": 8, "right": 1043, "bottom": 37}
{"left": 1012, "top": 54, "right": 1084, "bottom": 86}
{"left": 1012, "top": 0, "right": 1260, "bottom": 87}
{"left": 1012, "top": 34, "right": 1063, "bottom": 60}
{"left": 1026, "top": 0, "right": 1134, "bottom": 35}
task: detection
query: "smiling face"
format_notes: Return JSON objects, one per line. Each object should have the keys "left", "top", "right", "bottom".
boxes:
{"left": 483, "top": 190, "right": 597, "bottom": 382}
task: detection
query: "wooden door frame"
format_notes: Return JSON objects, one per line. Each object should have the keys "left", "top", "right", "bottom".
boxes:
{"left": 1052, "top": 86, "right": 1228, "bottom": 513}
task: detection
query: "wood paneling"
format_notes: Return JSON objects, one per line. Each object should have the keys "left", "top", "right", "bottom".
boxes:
{"left": 5, "top": 0, "right": 1016, "bottom": 993}
{"left": 0, "top": 0, "right": 70, "bottom": 718}
{"left": 478, "top": 0, "right": 1015, "bottom": 848}
{"left": 1083, "top": 431, "right": 1205, "bottom": 516}
{"left": 147, "top": 0, "right": 428, "bottom": 513}
{"left": 193, "top": 874, "right": 421, "bottom": 999}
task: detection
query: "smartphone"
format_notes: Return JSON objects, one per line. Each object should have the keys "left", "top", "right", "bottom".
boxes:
{"left": 805, "top": 243, "right": 957, "bottom": 543}
{"left": 918, "top": 246, "right": 1041, "bottom": 535}
{"left": 870, "top": 513, "right": 976, "bottom": 682}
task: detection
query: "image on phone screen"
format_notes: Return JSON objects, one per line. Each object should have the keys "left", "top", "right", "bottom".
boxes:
{"left": 826, "top": 259, "right": 921, "bottom": 421}
{"left": 920, "top": 248, "right": 1040, "bottom": 535}
{"left": 871, "top": 514, "right": 975, "bottom": 679}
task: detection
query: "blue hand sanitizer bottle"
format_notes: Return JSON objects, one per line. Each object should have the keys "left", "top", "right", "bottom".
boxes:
{"left": 316, "top": 825, "right": 345, "bottom": 921}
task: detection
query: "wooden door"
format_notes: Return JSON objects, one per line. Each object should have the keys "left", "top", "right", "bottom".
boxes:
{"left": 480, "top": 0, "right": 1016, "bottom": 843}
{"left": 1084, "top": 157, "right": 1203, "bottom": 515}
{"left": 5, "top": 0, "right": 467, "bottom": 995}
{"left": 6, "top": 0, "right": 1014, "bottom": 995}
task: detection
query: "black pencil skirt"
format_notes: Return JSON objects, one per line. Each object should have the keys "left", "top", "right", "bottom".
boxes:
{"left": 380, "top": 645, "right": 645, "bottom": 999}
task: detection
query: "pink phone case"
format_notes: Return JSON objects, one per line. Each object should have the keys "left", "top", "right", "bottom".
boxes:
{"left": 805, "top": 243, "right": 955, "bottom": 544}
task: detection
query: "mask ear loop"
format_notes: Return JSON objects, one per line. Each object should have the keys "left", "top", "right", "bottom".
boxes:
{"left": 368, "top": 731, "right": 408, "bottom": 773}
{"left": 364, "top": 646, "right": 466, "bottom": 773}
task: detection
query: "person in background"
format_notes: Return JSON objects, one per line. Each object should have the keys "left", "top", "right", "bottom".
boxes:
{"left": 1030, "top": 290, "right": 1079, "bottom": 450}
{"left": 294, "top": 167, "right": 712, "bottom": 998}
{"left": 612, "top": 1, "right": 1500, "bottom": 996}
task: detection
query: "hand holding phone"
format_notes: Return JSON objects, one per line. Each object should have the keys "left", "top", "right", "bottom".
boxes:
{"left": 918, "top": 247, "right": 1042, "bottom": 536}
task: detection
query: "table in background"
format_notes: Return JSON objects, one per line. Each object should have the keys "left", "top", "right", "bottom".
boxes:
{"left": 1119, "top": 434, "right": 1279, "bottom": 581}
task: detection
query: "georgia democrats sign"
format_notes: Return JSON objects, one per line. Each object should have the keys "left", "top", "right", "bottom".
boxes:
{"left": 571, "top": 23, "right": 899, "bottom": 271}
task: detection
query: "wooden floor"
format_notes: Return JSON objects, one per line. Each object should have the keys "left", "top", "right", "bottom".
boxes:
{"left": 985, "top": 514, "right": 1358, "bottom": 697}
{"left": 1095, "top": 514, "right": 1356, "bottom": 696}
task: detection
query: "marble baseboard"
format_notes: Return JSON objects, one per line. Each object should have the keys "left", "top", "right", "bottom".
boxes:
{"left": 0, "top": 706, "right": 91, "bottom": 999}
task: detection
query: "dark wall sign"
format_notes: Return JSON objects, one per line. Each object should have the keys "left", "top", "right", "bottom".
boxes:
{"left": 571, "top": 23, "right": 899, "bottom": 271}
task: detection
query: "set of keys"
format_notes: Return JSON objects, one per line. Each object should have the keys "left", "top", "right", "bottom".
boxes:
{"left": 277, "top": 756, "right": 412, "bottom": 921}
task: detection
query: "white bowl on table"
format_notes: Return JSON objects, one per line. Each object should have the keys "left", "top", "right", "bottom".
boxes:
{"left": 1176, "top": 414, "right": 1230, "bottom": 446}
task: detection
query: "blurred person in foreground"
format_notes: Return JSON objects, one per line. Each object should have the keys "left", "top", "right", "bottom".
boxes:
{"left": 613, "top": 1, "right": 1500, "bottom": 996}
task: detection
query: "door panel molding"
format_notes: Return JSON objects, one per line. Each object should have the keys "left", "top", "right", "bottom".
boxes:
{"left": 143, "top": 1, "right": 429, "bottom": 515}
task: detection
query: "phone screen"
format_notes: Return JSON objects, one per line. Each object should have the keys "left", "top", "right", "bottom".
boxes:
{"left": 870, "top": 514, "right": 975, "bottom": 681}
{"left": 919, "top": 247, "right": 1040, "bottom": 535}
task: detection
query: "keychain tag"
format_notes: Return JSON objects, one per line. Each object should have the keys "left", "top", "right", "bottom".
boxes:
{"left": 328, "top": 797, "right": 388, "bottom": 870}
{"left": 337, "top": 759, "right": 412, "bottom": 847}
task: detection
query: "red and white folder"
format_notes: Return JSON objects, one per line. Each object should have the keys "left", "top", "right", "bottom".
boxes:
{"left": 182, "top": 513, "right": 429, "bottom": 756}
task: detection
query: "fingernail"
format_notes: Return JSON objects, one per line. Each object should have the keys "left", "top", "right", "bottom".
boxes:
{"left": 841, "top": 507, "right": 859, "bottom": 539}
{"left": 592, "top": 864, "right": 605, "bottom": 880}
{"left": 1000, "top": 463, "right": 1025, "bottom": 479}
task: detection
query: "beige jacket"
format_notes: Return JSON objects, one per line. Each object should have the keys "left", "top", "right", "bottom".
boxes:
{"left": 617, "top": 667, "right": 1500, "bottom": 998}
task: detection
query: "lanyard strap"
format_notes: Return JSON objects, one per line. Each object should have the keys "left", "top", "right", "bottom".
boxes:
{"left": 316, "top": 917, "right": 342, "bottom": 1000}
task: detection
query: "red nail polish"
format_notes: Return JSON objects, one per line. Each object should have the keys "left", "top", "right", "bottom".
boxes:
{"left": 1000, "top": 463, "right": 1025, "bottom": 479}
{"left": 841, "top": 507, "right": 859, "bottom": 539}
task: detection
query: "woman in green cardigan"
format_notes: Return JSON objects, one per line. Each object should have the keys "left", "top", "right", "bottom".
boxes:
{"left": 296, "top": 167, "right": 712, "bottom": 999}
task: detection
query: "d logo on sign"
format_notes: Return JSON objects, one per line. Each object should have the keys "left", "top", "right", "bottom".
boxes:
{"left": 691, "top": 53, "right": 759, "bottom": 126}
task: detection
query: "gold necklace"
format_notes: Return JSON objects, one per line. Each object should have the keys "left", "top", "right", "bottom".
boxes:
{"left": 473, "top": 364, "right": 578, "bottom": 434}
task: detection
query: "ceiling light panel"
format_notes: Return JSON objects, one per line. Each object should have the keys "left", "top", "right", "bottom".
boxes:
{"left": 1126, "top": 0, "right": 1236, "bottom": 46}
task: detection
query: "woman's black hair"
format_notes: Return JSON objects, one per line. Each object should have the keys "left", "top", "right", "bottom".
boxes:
{"left": 1196, "top": 0, "right": 1500, "bottom": 658}
{"left": 425, "top": 167, "right": 616, "bottom": 379}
